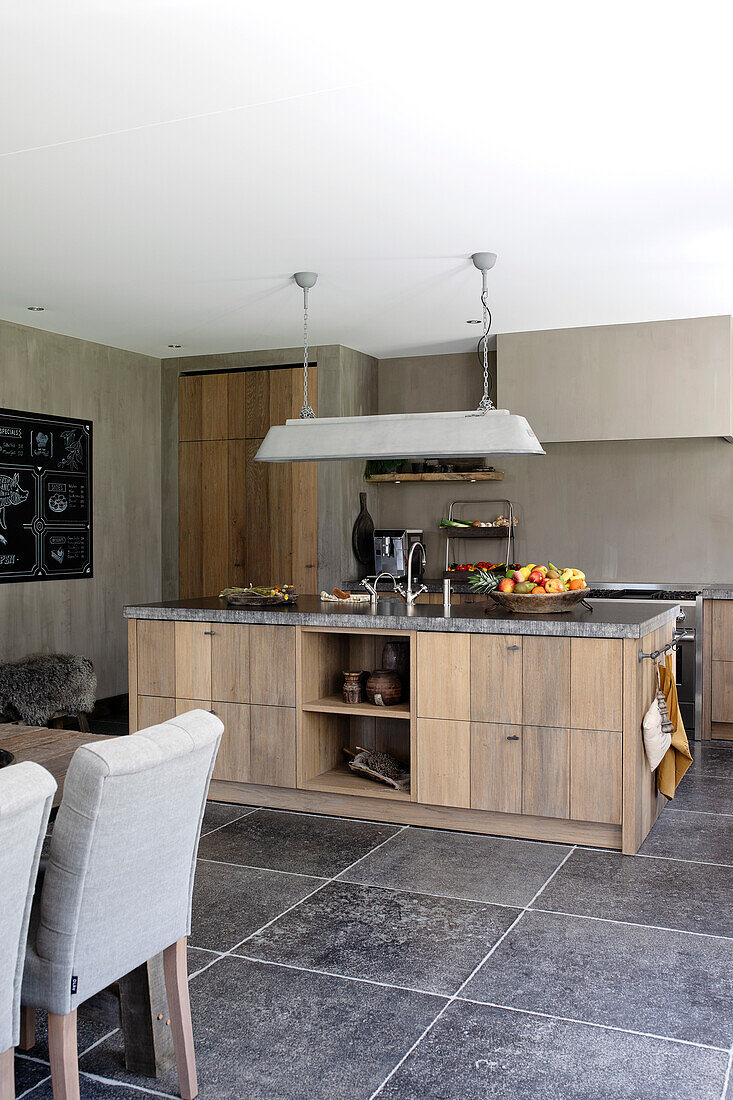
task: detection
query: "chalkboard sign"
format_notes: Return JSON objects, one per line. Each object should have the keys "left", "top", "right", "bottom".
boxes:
{"left": 0, "top": 408, "right": 92, "bottom": 583}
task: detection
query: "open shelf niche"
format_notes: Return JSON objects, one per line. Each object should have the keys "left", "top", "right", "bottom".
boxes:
{"left": 297, "top": 627, "right": 414, "bottom": 801}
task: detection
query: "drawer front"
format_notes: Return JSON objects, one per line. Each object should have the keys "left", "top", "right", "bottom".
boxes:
{"left": 174, "top": 622, "right": 213, "bottom": 701}
{"left": 249, "top": 625, "right": 295, "bottom": 706}
{"left": 416, "top": 718, "right": 471, "bottom": 807}
{"left": 416, "top": 633, "right": 470, "bottom": 721}
{"left": 470, "top": 636, "right": 522, "bottom": 725}
{"left": 570, "top": 639, "right": 622, "bottom": 732}
{"left": 522, "top": 725, "right": 570, "bottom": 819}
{"left": 570, "top": 729, "right": 622, "bottom": 825}
{"left": 471, "top": 722, "right": 522, "bottom": 814}
{"left": 211, "top": 701, "right": 251, "bottom": 783}
{"left": 523, "top": 637, "right": 570, "bottom": 727}
{"left": 711, "top": 661, "right": 733, "bottom": 723}
{"left": 713, "top": 602, "right": 733, "bottom": 661}
{"left": 136, "top": 695, "right": 176, "bottom": 731}
{"left": 137, "top": 620, "right": 175, "bottom": 697}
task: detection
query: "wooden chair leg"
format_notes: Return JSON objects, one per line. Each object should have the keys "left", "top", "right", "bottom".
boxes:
{"left": 0, "top": 1046, "right": 15, "bottom": 1100}
{"left": 48, "top": 1010, "right": 79, "bottom": 1100}
{"left": 18, "top": 1006, "right": 35, "bottom": 1050}
{"left": 163, "top": 937, "right": 198, "bottom": 1100}
{"left": 77, "top": 711, "right": 91, "bottom": 733}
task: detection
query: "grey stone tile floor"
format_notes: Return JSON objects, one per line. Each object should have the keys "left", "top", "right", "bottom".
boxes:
{"left": 15, "top": 739, "right": 733, "bottom": 1099}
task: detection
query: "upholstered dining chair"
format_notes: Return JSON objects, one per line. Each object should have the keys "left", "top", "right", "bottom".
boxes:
{"left": 0, "top": 761, "right": 57, "bottom": 1100}
{"left": 19, "top": 709, "right": 223, "bottom": 1100}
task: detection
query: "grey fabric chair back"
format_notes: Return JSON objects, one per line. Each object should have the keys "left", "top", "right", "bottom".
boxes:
{"left": 0, "top": 761, "right": 56, "bottom": 1050}
{"left": 23, "top": 710, "right": 222, "bottom": 1016}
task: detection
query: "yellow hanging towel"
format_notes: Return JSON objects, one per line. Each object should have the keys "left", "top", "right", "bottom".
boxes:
{"left": 656, "top": 654, "right": 693, "bottom": 799}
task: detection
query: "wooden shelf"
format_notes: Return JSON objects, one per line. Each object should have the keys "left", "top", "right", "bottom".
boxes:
{"left": 302, "top": 763, "right": 412, "bottom": 801}
{"left": 366, "top": 471, "right": 503, "bottom": 483}
{"left": 302, "top": 694, "right": 410, "bottom": 719}
{"left": 439, "top": 526, "right": 514, "bottom": 539}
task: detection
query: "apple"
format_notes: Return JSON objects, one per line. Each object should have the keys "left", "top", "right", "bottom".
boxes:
{"left": 511, "top": 570, "right": 525, "bottom": 583}
{"left": 544, "top": 578, "right": 563, "bottom": 593}
{"left": 498, "top": 578, "right": 516, "bottom": 593}
{"left": 528, "top": 569, "right": 544, "bottom": 585}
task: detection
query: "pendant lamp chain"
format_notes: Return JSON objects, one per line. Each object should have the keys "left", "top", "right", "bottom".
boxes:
{"left": 476, "top": 284, "right": 494, "bottom": 412}
{"left": 295, "top": 273, "right": 317, "bottom": 419}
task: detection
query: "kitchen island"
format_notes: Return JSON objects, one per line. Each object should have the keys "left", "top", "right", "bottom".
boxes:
{"left": 124, "top": 596, "right": 681, "bottom": 855}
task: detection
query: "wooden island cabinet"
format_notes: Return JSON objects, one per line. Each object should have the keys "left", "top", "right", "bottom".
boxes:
{"left": 126, "top": 596, "right": 679, "bottom": 855}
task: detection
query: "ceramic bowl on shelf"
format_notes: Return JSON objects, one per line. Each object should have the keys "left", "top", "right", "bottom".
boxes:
{"left": 488, "top": 588, "right": 590, "bottom": 614}
{"left": 365, "top": 669, "right": 403, "bottom": 706}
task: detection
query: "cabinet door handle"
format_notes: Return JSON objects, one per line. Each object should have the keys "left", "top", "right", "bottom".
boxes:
{"left": 507, "top": 644, "right": 520, "bottom": 651}
{"left": 506, "top": 734, "right": 520, "bottom": 740}
{"left": 204, "top": 630, "right": 215, "bottom": 636}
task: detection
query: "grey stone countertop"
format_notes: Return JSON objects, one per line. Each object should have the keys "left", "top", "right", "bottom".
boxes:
{"left": 123, "top": 594, "right": 682, "bottom": 639}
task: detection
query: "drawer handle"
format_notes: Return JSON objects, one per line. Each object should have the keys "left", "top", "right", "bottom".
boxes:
{"left": 204, "top": 631, "right": 215, "bottom": 636}
{"left": 506, "top": 734, "right": 520, "bottom": 741}
{"left": 507, "top": 645, "right": 520, "bottom": 651}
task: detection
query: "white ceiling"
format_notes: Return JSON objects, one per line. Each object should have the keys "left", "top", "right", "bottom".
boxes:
{"left": 2, "top": 1, "right": 733, "bottom": 360}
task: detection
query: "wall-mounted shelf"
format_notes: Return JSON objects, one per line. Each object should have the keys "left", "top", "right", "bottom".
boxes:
{"left": 366, "top": 471, "right": 503, "bottom": 483}
{"left": 302, "top": 694, "right": 410, "bottom": 720}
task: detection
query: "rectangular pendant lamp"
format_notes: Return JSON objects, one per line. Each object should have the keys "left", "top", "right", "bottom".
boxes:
{"left": 255, "top": 409, "right": 545, "bottom": 462}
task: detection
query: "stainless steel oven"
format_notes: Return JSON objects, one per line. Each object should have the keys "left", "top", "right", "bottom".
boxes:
{"left": 587, "top": 584, "right": 700, "bottom": 737}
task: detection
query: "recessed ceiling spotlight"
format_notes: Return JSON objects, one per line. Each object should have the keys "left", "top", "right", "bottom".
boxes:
{"left": 167, "top": 344, "right": 182, "bottom": 348}
{"left": 27, "top": 305, "right": 45, "bottom": 311}
{"left": 466, "top": 318, "right": 481, "bottom": 324}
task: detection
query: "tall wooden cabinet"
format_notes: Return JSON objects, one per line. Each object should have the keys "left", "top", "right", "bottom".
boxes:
{"left": 178, "top": 367, "right": 318, "bottom": 598}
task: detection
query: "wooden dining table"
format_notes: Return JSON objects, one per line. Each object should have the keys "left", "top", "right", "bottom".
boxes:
{"left": 1, "top": 722, "right": 175, "bottom": 1079}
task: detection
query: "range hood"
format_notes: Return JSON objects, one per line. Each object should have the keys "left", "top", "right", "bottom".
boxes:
{"left": 255, "top": 255, "right": 545, "bottom": 463}
{"left": 256, "top": 409, "right": 544, "bottom": 462}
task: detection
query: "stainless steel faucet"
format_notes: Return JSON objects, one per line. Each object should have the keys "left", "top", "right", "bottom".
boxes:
{"left": 360, "top": 571, "right": 406, "bottom": 607}
{"left": 405, "top": 541, "right": 427, "bottom": 605}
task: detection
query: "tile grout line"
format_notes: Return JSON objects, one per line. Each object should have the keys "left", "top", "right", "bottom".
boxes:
{"left": 334, "top": 875, "right": 524, "bottom": 909}
{"left": 198, "top": 856, "right": 323, "bottom": 879}
{"left": 531, "top": 904, "right": 733, "bottom": 943}
{"left": 200, "top": 807, "right": 259, "bottom": 837}
{"left": 76, "top": 1067, "right": 178, "bottom": 1098}
{"left": 721, "top": 1045, "right": 733, "bottom": 1100}
{"left": 662, "top": 807, "right": 733, "bottom": 818}
{"left": 453, "top": 997, "right": 730, "bottom": 1054}
{"left": 189, "top": 825, "right": 411, "bottom": 978}
{"left": 367, "top": 845, "right": 578, "bottom": 1099}
{"left": 230, "top": 951, "right": 448, "bottom": 1000}
{"left": 16, "top": 1078, "right": 51, "bottom": 1100}
{"left": 636, "top": 852, "right": 733, "bottom": 870}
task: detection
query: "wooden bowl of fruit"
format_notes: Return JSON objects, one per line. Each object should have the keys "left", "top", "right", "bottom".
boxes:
{"left": 469, "top": 564, "right": 590, "bottom": 614}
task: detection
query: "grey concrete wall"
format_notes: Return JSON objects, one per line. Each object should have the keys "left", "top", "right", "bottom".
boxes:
{"left": 317, "top": 346, "right": 379, "bottom": 589}
{"left": 0, "top": 319, "right": 162, "bottom": 696}
{"left": 375, "top": 350, "right": 733, "bottom": 584}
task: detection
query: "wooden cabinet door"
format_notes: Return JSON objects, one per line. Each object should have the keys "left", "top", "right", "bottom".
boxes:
{"left": 416, "top": 718, "right": 471, "bottom": 807}
{"left": 179, "top": 440, "right": 230, "bottom": 598}
{"left": 210, "top": 701, "right": 251, "bottom": 782}
{"left": 522, "top": 726, "right": 570, "bottom": 818}
{"left": 571, "top": 639, "right": 622, "bottom": 732}
{"left": 712, "top": 602, "right": 733, "bottom": 661}
{"left": 136, "top": 695, "right": 176, "bottom": 731}
{"left": 416, "top": 633, "right": 470, "bottom": 720}
{"left": 523, "top": 637, "right": 570, "bottom": 727}
{"left": 244, "top": 438, "right": 270, "bottom": 584}
{"left": 711, "top": 661, "right": 733, "bottom": 722}
{"left": 470, "top": 636, "right": 522, "bottom": 724}
{"left": 174, "top": 622, "right": 213, "bottom": 701}
{"left": 249, "top": 625, "right": 296, "bottom": 706}
{"left": 250, "top": 704, "right": 296, "bottom": 787}
{"left": 211, "top": 624, "right": 250, "bottom": 703}
{"left": 227, "top": 439, "right": 248, "bottom": 589}
{"left": 245, "top": 371, "right": 271, "bottom": 437}
{"left": 178, "top": 373, "right": 228, "bottom": 441}
{"left": 570, "top": 729, "right": 622, "bottom": 825}
{"left": 471, "top": 722, "right": 522, "bottom": 813}
{"left": 137, "top": 620, "right": 175, "bottom": 697}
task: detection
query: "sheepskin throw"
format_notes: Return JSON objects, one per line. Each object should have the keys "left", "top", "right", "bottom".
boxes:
{"left": 0, "top": 653, "right": 96, "bottom": 726}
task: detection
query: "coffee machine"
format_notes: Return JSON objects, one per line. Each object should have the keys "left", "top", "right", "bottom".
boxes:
{"left": 373, "top": 529, "right": 424, "bottom": 580}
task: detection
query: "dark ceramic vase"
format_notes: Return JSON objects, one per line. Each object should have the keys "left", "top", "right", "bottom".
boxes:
{"left": 365, "top": 669, "right": 402, "bottom": 706}
{"left": 381, "top": 641, "right": 409, "bottom": 679}
{"left": 351, "top": 492, "right": 375, "bottom": 578}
